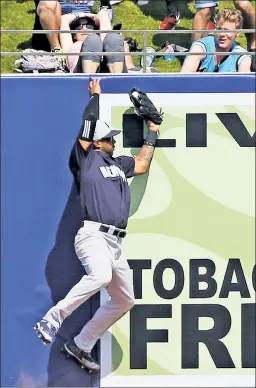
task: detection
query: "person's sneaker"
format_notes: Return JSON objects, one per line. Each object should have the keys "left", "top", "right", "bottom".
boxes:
{"left": 63, "top": 341, "right": 100, "bottom": 372}
{"left": 34, "top": 320, "right": 58, "bottom": 345}
{"left": 159, "top": 5, "right": 180, "bottom": 30}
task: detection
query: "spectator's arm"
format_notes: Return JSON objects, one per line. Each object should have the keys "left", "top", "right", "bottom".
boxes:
{"left": 238, "top": 56, "right": 252, "bottom": 73}
{"left": 60, "top": 14, "right": 76, "bottom": 52}
{"left": 92, "top": 8, "right": 112, "bottom": 41}
{"left": 123, "top": 41, "right": 135, "bottom": 70}
{"left": 181, "top": 44, "right": 205, "bottom": 73}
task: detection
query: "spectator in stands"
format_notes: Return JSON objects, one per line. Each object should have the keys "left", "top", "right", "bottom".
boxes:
{"left": 32, "top": 0, "right": 62, "bottom": 53}
{"left": 181, "top": 8, "right": 252, "bottom": 73}
{"left": 32, "top": 0, "right": 123, "bottom": 52}
{"left": 60, "top": 9, "right": 125, "bottom": 73}
{"left": 32, "top": 1, "right": 95, "bottom": 52}
{"left": 192, "top": 0, "right": 255, "bottom": 52}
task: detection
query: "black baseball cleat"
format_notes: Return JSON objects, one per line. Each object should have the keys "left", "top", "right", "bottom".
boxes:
{"left": 62, "top": 341, "right": 100, "bottom": 373}
{"left": 34, "top": 319, "right": 58, "bottom": 345}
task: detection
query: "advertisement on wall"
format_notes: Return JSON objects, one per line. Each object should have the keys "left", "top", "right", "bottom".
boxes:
{"left": 99, "top": 92, "right": 255, "bottom": 387}
{"left": 1, "top": 75, "right": 255, "bottom": 388}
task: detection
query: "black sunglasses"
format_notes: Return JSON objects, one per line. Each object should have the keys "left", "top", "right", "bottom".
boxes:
{"left": 75, "top": 23, "right": 88, "bottom": 30}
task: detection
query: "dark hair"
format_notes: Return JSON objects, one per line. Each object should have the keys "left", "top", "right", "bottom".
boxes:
{"left": 70, "top": 16, "right": 98, "bottom": 32}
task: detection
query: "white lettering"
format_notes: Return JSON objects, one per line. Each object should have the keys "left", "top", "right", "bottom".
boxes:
{"left": 99, "top": 166, "right": 110, "bottom": 178}
{"left": 99, "top": 165, "right": 127, "bottom": 182}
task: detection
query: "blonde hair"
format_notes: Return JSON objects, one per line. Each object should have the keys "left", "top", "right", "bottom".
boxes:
{"left": 216, "top": 8, "right": 244, "bottom": 30}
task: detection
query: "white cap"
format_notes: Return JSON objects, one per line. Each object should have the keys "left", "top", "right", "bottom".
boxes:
{"left": 93, "top": 120, "right": 121, "bottom": 141}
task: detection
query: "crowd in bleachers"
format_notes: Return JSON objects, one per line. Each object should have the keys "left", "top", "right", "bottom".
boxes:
{"left": 16, "top": 0, "right": 255, "bottom": 73}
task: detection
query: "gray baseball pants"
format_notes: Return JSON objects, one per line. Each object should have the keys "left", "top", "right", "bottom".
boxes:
{"left": 43, "top": 220, "right": 135, "bottom": 353}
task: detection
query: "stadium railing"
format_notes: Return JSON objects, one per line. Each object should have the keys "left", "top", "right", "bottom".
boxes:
{"left": 1, "top": 28, "right": 255, "bottom": 73}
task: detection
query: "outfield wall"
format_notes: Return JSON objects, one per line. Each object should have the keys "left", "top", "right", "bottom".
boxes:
{"left": 1, "top": 74, "right": 255, "bottom": 387}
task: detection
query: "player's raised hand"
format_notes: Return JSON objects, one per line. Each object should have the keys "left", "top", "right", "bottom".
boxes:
{"left": 89, "top": 78, "right": 101, "bottom": 95}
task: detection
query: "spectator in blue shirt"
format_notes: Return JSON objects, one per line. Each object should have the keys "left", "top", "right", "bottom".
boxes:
{"left": 192, "top": 0, "right": 255, "bottom": 53}
{"left": 181, "top": 8, "right": 252, "bottom": 73}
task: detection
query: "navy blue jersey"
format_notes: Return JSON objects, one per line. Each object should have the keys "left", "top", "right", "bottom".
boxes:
{"left": 69, "top": 142, "right": 135, "bottom": 229}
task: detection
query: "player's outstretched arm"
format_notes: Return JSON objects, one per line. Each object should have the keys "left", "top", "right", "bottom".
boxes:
{"left": 128, "top": 88, "right": 163, "bottom": 176}
{"left": 134, "top": 121, "right": 160, "bottom": 176}
{"left": 78, "top": 78, "right": 101, "bottom": 151}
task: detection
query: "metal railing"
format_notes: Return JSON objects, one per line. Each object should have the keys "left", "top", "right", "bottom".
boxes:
{"left": 1, "top": 28, "right": 255, "bottom": 73}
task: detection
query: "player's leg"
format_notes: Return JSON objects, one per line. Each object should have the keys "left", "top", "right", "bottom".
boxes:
{"left": 35, "top": 229, "right": 113, "bottom": 343}
{"left": 73, "top": 237, "right": 134, "bottom": 354}
{"left": 192, "top": 0, "right": 219, "bottom": 41}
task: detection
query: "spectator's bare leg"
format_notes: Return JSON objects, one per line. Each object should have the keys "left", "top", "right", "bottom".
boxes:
{"left": 81, "top": 35, "right": 102, "bottom": 73}
{"left": 97, "top": 8, "right": 112, "bottom": 41}
{"left": 233, "top": 0, "right": 255, "bottom": 49}
{"left": 82, "top": 60, "right": 100, "bottom": 73}
{"left": 37, "top": 0, "right": 61, "bottom": 49}
{"left": 103, "top": 32, "right": 124, "bottom": 73}
{"left": 192, "top": 7, "right": 215, "bottom": 41}
{"left": 123, "top": 41, "right": 135, "bottom": 70}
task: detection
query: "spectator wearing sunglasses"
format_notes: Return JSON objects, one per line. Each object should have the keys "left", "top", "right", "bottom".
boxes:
{"left": 181, "top": 8, "right": 252, "bottom": 73}
{"left": 60, "top": 9, "right": 125, "bottom": 73}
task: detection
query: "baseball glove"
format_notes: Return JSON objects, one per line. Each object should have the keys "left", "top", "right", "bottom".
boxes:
{"left": 129, "top": 87, "right": 163, "bottom": 125}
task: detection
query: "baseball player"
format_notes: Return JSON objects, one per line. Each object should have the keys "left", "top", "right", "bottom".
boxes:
{"left": 34, "top": 78, "right": 163, "bottom": 372}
